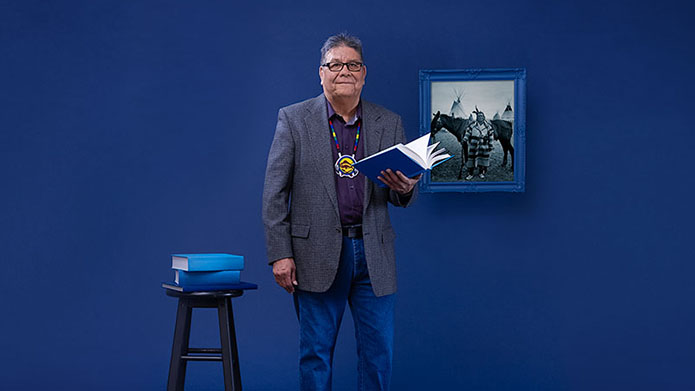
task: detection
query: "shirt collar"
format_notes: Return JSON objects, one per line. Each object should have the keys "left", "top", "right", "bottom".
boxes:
{"left": 326, "top": 99, "right": 361, "bottom": 126}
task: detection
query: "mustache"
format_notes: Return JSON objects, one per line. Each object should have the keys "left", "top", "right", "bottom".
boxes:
{"left": 334, "top": 76, "right": 356, "bottom": 83}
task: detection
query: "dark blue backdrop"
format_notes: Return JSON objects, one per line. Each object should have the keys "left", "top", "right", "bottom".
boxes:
{"left": 2, "top": 1, "right": 694, "bottom": 390}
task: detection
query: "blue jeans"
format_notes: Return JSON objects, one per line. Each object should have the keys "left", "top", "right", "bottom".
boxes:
{"left": 293, "top": 237, "right": 395, "bottom": 391}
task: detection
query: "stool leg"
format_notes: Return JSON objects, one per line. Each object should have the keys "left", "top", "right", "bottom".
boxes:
{"left": 168, "top": 298, "right": 193, "bottom": 391}
{"left": 218, "top": 297, "right": 242, "bottom": 391}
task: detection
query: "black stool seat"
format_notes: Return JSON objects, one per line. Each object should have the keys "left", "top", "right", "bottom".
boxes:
{"left": 164, "top": 282, "right": 257, "bottom": 391}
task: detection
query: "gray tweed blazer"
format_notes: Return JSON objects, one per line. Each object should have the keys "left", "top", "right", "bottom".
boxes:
{"left": 262, "top": 94, "right": 417, "bottom": 297}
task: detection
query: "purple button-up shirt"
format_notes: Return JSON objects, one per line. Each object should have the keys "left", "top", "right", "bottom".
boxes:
{"left": 327, "top": 100, "right": 364, "bottom": 225}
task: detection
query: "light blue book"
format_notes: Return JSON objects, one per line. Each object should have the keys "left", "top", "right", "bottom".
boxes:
{"left": 162, "top": 281, "right": 258, "bottom": 293}
{"left": 171, "top": 253, "right": 244, "bottom": 271}
{"left": 352, "top": 133, "right": 451, "bottom": 187}
{"left": 175, "top": 270, "right": 241, "bottom": 285}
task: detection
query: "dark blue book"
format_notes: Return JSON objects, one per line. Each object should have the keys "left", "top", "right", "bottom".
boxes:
{"left": 175, "top": 270, "right": 241, "bottom": 285}
{"left": 171, "top": 253, "right": 244, "bottom": 271}
{"left": 352, "top": 133, "right": 451, "bottom": 187}
{"left": 162, "top": 281, "right": 258, "bottom": 292}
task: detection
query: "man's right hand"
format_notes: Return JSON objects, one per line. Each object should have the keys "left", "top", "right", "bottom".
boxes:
{"left": 273, "top": 257, "right": 298, "bottom": 293}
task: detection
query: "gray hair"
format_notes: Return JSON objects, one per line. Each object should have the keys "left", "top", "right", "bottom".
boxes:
{"left": 320, "top": 33, "right": 364, "bottom": 64}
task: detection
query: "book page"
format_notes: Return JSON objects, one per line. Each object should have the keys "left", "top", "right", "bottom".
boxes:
{"left": 430, "top": 152, "right": 452, "bottom": 167}
{"left": 403, "top": 133, "right": 431, "bottom": 163}
{"left": 425, "top": 141, "right": 451, "bottom": 168}
{"left": 395, "top": 144, "right": 426, "bottom": 168}
{"left": 427, "top": 142, "right": 440, "bottom": 157}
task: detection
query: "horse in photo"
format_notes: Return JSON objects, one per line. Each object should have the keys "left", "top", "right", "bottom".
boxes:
{"left": 431, "top": 111, "right": 514, "bottom": 180}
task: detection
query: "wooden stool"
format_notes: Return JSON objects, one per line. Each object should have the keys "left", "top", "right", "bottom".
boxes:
{"left": 164, "top": 283, "right": 257, "bottom": 391}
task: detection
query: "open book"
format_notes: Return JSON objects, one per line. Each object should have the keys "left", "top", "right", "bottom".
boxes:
{"left": 353, "top": 133, "right": 452, "bottom": 187}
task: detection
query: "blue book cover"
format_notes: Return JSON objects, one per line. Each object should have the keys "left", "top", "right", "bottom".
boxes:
{"left": 171, "top": 253, "right": 244, "bottom": 271}
{"left": 353, "top": 133, "right": 451, "bottom": 187}
{"left": 175, "top": 270, "right": 241, "bottom": 285}
{"left": 162, "top": 281, "right": 258, "bottom": 292}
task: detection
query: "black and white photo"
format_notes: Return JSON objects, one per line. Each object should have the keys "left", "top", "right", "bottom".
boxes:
{"left": 419, "top": 69, "right": 526, "bottom": 192}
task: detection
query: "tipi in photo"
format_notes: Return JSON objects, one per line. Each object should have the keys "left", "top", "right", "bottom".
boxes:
{"left": 501, "top": 102, "right": 514, "bottom": 122}
{"left": 449, "top": 89, "right": 466, "bottom": 118}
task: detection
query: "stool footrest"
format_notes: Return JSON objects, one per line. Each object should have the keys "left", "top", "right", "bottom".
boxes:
{"left": 188, "top": 348, "right": 222, "bottom": 354}
{"left": 181, "top": 354, "right": 223, "bottom": 361}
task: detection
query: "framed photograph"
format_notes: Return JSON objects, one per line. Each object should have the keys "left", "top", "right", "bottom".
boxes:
{"left": 419, "top": 68, "right": 526, "bottom": 192}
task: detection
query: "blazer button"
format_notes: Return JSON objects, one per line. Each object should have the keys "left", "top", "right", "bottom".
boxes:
{"left": 335, "top": 227, "right": 341, "bottom": 233}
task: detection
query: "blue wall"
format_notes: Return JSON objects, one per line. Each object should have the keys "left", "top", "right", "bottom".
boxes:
{"left": 2, "top": 1, "right": 694, "bottom": 390}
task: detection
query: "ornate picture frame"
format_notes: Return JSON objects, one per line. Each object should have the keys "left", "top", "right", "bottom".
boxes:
{"left": 419, "top": 68, "right": 526, "bottom": 192}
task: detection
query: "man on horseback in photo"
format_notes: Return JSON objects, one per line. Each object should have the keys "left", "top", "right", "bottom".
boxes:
{"left": 463, "top": 106, "right": 495, "bottom": 180}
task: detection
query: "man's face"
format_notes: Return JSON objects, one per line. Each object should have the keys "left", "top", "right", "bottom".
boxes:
{"left": 476, "top": 113, "right": 485, "bottom": 124}
{"left": 319, "top": 46, "right": 366, "bottom": 100}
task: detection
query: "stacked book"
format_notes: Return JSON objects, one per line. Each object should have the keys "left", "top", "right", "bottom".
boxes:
{"left": 162, "top": 253, "right": 247, "bottom": 292}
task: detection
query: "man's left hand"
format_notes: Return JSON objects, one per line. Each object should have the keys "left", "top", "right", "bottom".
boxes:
{"left": 378, "top": 169, "right": 421, "bottom": 194}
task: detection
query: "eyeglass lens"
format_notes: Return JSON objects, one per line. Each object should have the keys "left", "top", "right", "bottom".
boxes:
{"left": 327, "top": 62, "right": 362, "bottom": 72}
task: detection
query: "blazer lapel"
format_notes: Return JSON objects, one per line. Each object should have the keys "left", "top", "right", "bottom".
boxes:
{"left": 304, "top": 94, "right": 340, "bottom": 220}
{"left": 361, "top": 101, "right": 384, "bottom": 210}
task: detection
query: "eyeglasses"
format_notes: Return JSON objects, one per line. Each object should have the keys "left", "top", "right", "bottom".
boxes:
{"left": 321, "top": 62, "right": 364, "bottom": 72}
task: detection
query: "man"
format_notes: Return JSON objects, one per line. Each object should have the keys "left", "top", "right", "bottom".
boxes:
{"left": 463, "top": 106, "right": 495, "bottom": 180}
{"left": 262, "top": 33, "right": 420, "bottom": 391}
